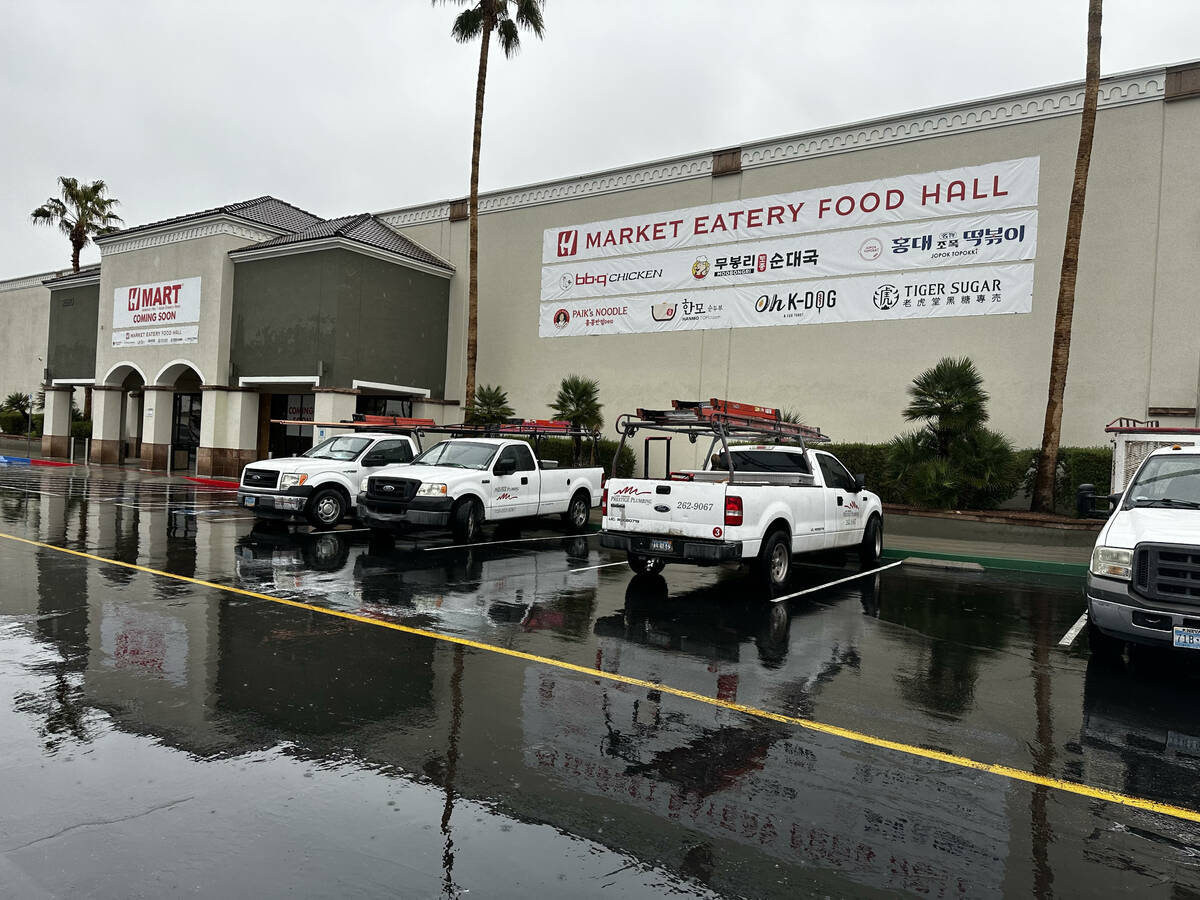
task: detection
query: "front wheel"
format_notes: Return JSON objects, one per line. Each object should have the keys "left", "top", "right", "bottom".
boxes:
{"left": 858, "top": 515, "right": 882, "bottom": 568}
{"left": 306, "top": 487, "right": 346, "bottom": 530}
{"left": 755, "top": 529, "right": 792, "bottom": 592}
{"left": 451, "top": 498, "right": 483, "bottom": 543}
{"left": 628, "top": 553, "right": 666, "bottom": 575}
{"left": 563, "top": 490, "right": 591, "bottom": 533}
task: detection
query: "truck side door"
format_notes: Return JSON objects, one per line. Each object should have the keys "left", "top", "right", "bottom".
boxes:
{"left": 489, "top": 445, "right": 526, "bottom": 520}
{"left": 815, "top": 452, "right": 860, "bottom": 547}
{"left": 511, "top": 443, "right": 541, "bottom": 517}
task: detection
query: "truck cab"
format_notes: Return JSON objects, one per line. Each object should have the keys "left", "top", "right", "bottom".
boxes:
{"left": 238, "top": 431, "right": 418, "bottom": 529}
{"left": 1087, "top": 444, "right": 1200, "bottom": 655}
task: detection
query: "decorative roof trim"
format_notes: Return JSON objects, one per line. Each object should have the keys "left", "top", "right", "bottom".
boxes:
{"left": 229, "top": 236, "right": 454, "bottom": 279}
{"left": 0, "top": 269, "right": 72, "bottom": 293}
{"left": 44, "top": 271, "right": 101, "bottom": 289}
{"left": 97, "top": 215, "right": 286, "bottom": 257}
{"left": 351, "top": 379, "right": 431, "bottom": 397}
{"left": 376, "top": 66, "right": 1167, "bottom": 227}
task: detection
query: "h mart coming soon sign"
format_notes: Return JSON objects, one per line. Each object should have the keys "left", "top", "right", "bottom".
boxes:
{"left": 112, "top": 276, "right": 201, "bottom": 346}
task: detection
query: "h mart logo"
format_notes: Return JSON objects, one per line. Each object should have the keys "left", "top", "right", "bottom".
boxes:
{"left": 557, "top": 230, "right": 578, "bottom": 257}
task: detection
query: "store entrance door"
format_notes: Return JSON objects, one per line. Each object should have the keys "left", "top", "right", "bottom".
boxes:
{"left": 171, "top": 392, "right": 202, "bottom": 471}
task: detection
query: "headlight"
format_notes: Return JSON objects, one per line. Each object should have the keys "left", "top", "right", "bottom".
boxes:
{"left": 417, "top": 483, "right": 448, "bottom": 496}
{"left": 1090, "top": 546, "right": 1132, "bottom": 580}
{"left": 279, "top": 473, "right": 308, "bottom": 489}
{"left": 360, "top": 477, "right": 371, "bottom": 493}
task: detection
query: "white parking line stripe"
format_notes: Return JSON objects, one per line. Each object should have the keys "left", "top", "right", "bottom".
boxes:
{"left": 1058, "top": 611, "right": 1089, "bottom": 647}
{"left": 569, "top": 561, "right": 627, "bottom": 573}
{"left": 771, "top": 560, "right": 904, "bottom": 603}
{"left": 424, "top": 533, "right": 596, "bottom": 552}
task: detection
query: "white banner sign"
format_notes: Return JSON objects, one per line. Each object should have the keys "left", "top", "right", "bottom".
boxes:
{"left": 113, "top": 325, "right": 200, "bottom": 348}
{"left": 540, "top": 263, "right": 1034, "bottom": 337}
{"left": 113, "top": 276, "right": 201, "bottom": 334}
{"left": 542, "top": 157, "right": 1040, "bottom": 264}
{"left": 542, "top": 210, "right": 1036, "bottom": 303}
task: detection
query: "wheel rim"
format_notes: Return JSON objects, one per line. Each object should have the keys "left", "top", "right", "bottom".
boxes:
{"left": 874, "top": 527, "right": 882, "bottom": 558}
{"left": 770, "top": 541, "right": 789, "bottom": 583}
{"left": 572, "top": 498, "right": 587, "bottom": 527}
{"left": 467, "top": 504, "right": 478, "bottom": 538}
{"left": 316, "top": 495, "right": 340, "bottom": 523}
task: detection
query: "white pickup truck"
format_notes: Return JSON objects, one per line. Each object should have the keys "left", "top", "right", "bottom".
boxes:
{"left": 357, "top": 437, "right": 604, "bottom": 542}
{"left": 1087, "top": 444, "right": 1200, "bottom": 656}
{"left": 238, "top": 432, "right": 419, "bottom": 529}
{"left": 600, "top": 444, "right": 883, "bottom": 588}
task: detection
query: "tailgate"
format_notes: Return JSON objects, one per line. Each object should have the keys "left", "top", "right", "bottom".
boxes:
{"left": 604, "top": 479, "right": 725, "bottom": 539}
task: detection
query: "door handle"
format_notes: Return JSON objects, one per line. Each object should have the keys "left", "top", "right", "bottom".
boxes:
{"left": 837, "top": 496, "right": 843, "bottom": 506}
{"left": 521, "top": 477, "right": 528, "bottom": 485}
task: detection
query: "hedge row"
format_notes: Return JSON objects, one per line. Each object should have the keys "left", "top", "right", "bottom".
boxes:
{"left": 0, "top": 411, "right": 42, "bottom": 436}
{"left": 532, "top": 436, "right": 636, "bottom": 478}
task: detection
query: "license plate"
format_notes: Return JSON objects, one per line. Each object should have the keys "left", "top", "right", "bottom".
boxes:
{"left": 242, "top": 496, "right": 256, "bottom": 508}
{"left": 1173, "top": 626, "right": 1200, "bottom": 649}
{"left": 649, "top": 539, "right": 674, "bottom": 553}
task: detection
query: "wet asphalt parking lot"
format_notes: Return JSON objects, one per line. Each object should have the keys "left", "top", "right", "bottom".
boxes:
{"left": 2, "top": 466, "right": 1200, "bottom": 898}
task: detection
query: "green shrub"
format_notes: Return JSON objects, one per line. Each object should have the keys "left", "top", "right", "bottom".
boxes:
{"left": 0, "top": 410, "right": 24, "bottom": 434}
{"left": 71, "top": 420, "right": 93, "bottom": 440}
{"left": 824, "top": 442, "right": 897, "bottom": 501}
{"left": 531, "top": 436, "right": 634, "bottom": 478}
{"left": 1021, "top": 445, "right": 1112, "bottom": 513}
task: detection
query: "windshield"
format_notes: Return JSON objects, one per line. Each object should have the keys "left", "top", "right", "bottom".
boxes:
{"left": 1126, "top": 455, "right": 1200, "bottom": 508}
{"left": 302, "top": 436, "right": 372, "bottom": 461}
{"left": 412, "top": 440, "right": 498, "bottom": 470}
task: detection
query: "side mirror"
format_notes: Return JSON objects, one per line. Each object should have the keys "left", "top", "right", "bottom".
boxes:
{"left": 1107, "top": 491, "right": 1123, "bottom": 512}
{"left": 494, "top": 461, "right": 516, "bottom": 477}
{"left": 853, "top": 473, "right": 866, "bottom": 493}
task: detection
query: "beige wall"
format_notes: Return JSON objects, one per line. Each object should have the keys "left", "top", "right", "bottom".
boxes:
{"left": 0, "top": 278, "right": 53, "bottom": 399}
{"left": 95, "top": 231, "right": 253, "bottom": 388}
{"left": 399, "top": 90, "right": 1199, "bottom": 456}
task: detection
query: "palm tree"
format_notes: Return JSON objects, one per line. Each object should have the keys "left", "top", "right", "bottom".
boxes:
{"left": 550, "top": 375, "right": 603, "bottom": 464}
{"left": 465, "top": 383, "right": 515, "bottom": 425}
{"left": 1031, "top": 0, "right": 1103, "bottom": 513}
{"left": 436, "top": 0, "right": 546, "bottom": 406}
{"left": 30, "top": 177, "right": 123, "bottom": 273}
{"left": 1, "top": 392, "right": 32, "bottom": 415}
{"left": 902, "top": 356, "right": 988, "bottom": 458}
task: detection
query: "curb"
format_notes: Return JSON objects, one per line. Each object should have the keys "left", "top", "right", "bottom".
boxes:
{"left": 882, "top": 548, "right": 1086, "bottom": 577}
{"left": 0, "top": 455, "right": 75, "bottom": 468}
{"left": 183, "top": 476, "right": 241, "bottom": 489}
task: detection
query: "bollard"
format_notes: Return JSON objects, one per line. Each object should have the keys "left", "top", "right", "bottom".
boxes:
{"left": 85, "top": 438, "right": 90, "bottom": 466}
{"left": 69, "top": 438, "right": 74, "bottom": 465}
{"left": 1076, "top": 483, "right": 1096, "bottom": 519}
{"left": 167, "top": 443, "right": 173, "bottom": 478}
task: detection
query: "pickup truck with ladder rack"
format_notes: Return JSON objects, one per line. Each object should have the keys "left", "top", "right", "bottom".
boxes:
{"left": 357, "top": 419, "right": 604, "bottom": 542}
{"left": 600, "top": 399, "right": 883, "bottom": 590}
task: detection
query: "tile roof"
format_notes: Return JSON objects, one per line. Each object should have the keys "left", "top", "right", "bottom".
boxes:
{"left": 43, "top": 265, "right": 101, "bottom": 286}
{"left": 231, "top": 214, "right": 452, "bottom": 271}
{"left": 98, "top": 196, "right": 324, "bottom": 241}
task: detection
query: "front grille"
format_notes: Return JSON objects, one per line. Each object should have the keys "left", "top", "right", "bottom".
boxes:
{"left": 369, "top": 477, "right": 419, "bottom": 502}
{"left": 243, "top": 468, "right": 279, "bottom": 489}
{"left": 1133, "top": 543, "right": 1200, "bottom": 604}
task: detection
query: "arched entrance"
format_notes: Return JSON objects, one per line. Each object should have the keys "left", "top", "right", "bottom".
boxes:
{"left": 101, "top": 363, "right": 148, "bottom": 463}
{"left": 151, "top": 361, "right": 205, "bottom": 472}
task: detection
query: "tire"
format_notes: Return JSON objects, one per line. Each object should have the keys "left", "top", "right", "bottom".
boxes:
{"left": 563, "top": 490, "right": 591, "bottom": 532}
{"left": 628, "top": 553, "right": 666, "bottom": 575}
{"left": 858, "top": 515, "right": 882, "bottom": 568}
{"left": 451, "top": 498, "right": 483, "bottom": 543}
{"left": 755, "top": 529, "right": 792, "bottom": 592}
{"left": 306, "top": 487, "right": 346, "bottom": 529}
{"left": 1087, "top": 616, "right": 1125, "bottom": 661}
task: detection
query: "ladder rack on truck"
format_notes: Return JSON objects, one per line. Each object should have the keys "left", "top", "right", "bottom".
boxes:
{"left": 613, "top": 399, "right": 829, "bottom": 484}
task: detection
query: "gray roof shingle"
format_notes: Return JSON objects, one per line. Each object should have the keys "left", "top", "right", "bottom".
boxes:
{"left": 231, "top": 214, "right": 452, "bottom": 271}
{"left": 98, "top": 196, "right": 324, "bottom": 241}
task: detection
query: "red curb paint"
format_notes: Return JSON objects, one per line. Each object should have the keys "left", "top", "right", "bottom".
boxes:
{"left": 183, "top": 476, "right": 240, "bottom": 489}
{"left": 31, "top": 459, "right": 75, "bottom": 468}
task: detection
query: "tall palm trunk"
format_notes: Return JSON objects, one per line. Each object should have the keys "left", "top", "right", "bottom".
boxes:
{"left": 70, "top": 231, "right": 91, "bottom": 420}
{"left": 1031, "top": 0, "right": 1102, "bottom": 513}
{"left": 465, "top": 7, "right": 492, "bottom": 406}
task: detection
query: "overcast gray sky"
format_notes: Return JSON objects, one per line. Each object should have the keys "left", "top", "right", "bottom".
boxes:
{"left": 1, "top": 0, "right": 1195, "bottom": 275}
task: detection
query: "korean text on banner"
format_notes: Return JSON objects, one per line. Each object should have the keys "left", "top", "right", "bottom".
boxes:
{"left": 542, "top": 157, "right": 1040, "bottom": 264}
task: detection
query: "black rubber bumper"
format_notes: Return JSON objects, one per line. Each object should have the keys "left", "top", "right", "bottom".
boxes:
{"left": 600, "top": 531, "right": 742, "bottom": 563}
{"left": 357, "top": 494, "right": 454, "bottom": 530}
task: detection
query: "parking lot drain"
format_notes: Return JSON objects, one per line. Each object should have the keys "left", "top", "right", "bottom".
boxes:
{"left": 3, "top": 528, "right": 1198, "bottom": 827}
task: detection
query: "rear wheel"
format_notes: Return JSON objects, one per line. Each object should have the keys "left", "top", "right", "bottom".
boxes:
{"left": 1087, "top": 615, "right": 1125, "bottom": 661}
{"left": 306, "top": 487, "right": 346, "bottom": 530}
{"left": 451, "top": 498, "right": 483, "bottom": 543}
{"left": 564, "top": 490, "right": 591, "bottom": 532}
{"left": 755, "top": 529, "right": 792, "bottom": 592}
{"left": 628, "top": 553, "right": 666, "bottom": 575}
{"left": 858, "top": 515, "right": 882, "bottom": 568}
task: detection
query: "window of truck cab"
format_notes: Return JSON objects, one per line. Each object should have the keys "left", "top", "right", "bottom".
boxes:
{"left": 815, "top": 453, "right": 854, "bottom": 491}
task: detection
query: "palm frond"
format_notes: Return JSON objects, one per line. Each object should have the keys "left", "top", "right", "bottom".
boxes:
{"left": 511, "top": 0, "right": 545, "bottom": 37}
{"left": 450, "top": 6, "right": 485, "bottom": 41}
{"left": 496, "top": 17, "right": 521, "bottom": 56}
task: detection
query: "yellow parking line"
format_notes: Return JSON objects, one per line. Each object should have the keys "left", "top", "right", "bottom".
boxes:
{"left": 3, "top": 528, "right": 1198, "bottom": 825}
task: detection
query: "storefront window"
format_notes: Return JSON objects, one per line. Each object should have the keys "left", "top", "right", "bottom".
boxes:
{"left": 356, "top": 396, "right": 413, "bottom": 418}
{"left": 268, "top": 393, "right": 314, "bottom": 458}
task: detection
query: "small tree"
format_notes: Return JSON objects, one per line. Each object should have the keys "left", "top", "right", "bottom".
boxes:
{"left": 889, "top": 357, "right": 1018, "bottom": 510}
{"left": 1, "top": 392, "right": 32, "bottom": 415}
{"left": 465, "top": 383, "right": 514, "bottom": 425}
{"left": 550, "top": 375, "right": 603, "bottom": 465}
